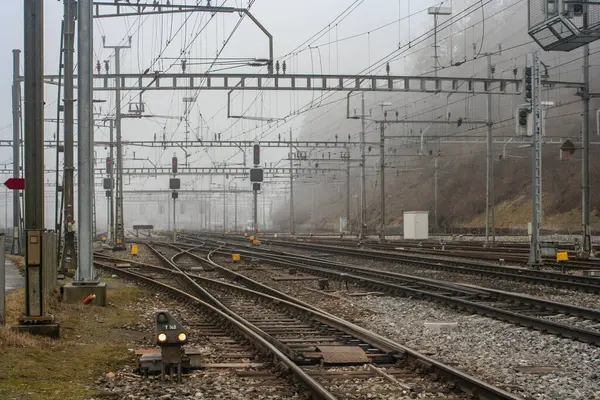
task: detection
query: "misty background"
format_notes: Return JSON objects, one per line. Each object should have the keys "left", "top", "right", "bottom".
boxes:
{"left": 0, "top": 0, "right": 598, "bottom": 235}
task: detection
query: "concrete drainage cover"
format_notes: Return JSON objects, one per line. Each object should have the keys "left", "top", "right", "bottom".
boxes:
{"left": 317, "top": 346, "right": 369, "bottom": 364}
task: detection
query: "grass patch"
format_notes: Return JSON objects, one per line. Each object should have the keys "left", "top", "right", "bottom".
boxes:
{"left": 0, "top": 283, "right": 145, "bottom": 400}
{"left": 5, "top": 254, "right": 24, "bottom": 270}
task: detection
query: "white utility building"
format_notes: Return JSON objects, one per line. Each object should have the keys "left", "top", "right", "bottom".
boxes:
{"left": 403, "top": 211, "right": 429, "bottom": 240}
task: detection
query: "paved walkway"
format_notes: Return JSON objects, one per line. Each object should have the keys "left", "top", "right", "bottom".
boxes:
{"left": 5, "top": 258, "right": 24, "bottom": 293}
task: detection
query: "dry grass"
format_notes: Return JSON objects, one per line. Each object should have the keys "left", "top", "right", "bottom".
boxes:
{"left": 0, "top": 283, "right": 146, "bottom": 400}
{"left": 5, "top": 254, "right": 24, "bottom": 270}
{"left": 0, "top": 326, "right": 40, "bottom": 348}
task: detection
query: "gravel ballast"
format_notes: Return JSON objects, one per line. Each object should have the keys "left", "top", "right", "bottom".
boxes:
{"left": 354, "top": 295, "right": 600, "bottom": 400}
{"left": 210, "top": 255, "right": 600, "bottom": 400}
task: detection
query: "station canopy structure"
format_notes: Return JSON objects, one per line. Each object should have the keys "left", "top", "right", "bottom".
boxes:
{"left": 528, "top": 0, "right": 600, "bottom": 51}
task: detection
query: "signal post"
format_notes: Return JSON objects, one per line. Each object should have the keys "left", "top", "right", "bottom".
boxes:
{"left": 170, "top": 156, "right": 180, "bottom": 242}
{"left": 250, "top": 144, "right": 263, "bottom": 240}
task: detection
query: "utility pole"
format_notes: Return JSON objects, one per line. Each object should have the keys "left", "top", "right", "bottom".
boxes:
{"left": 345, "top": 146, "right": 350, "bottom": 234}
{"left": 528, "top": 51, "right": 542, "bottom": 268}
{"left": 167, "top": 195, "right": 171, "bottom": 231}
{"left": 61, "top": 0, "right": 76, "bottom": 273}
{"left": 103, "top": 36, "right": 131, "bottom": 250}
{"left": 234, "top": 185, "right": 238, "bottom": 232}
{"left": 379, "top": 122, "right": 386, "bottom": 241}
{"left": 262, "top": 191, "right": 266, "bottom": 230}
{"left": 11, "top": 49, "right": 21, "bottom": 255}
{"left": 172, "top": 194, "right": 176, "bottom": 242}
{"left": 582, "top": 43, "right": 593, "bottom": 257}
{"left": 434, "top": 156, "right": 439, "bottom": 232}
{"left": 20, "top": 0, "right": 53, "bottom": 329}
{"left": 360, "top": 93, "right": 367, "bottom": 241}
{"left": 223, "top": 174, "right": 226, "bottom": 232}
{"left": 485, "top": 53, "right": 496, "bottom": 247}
{"left": 253, "top": 189, "right": 258, "bottom": 236}
{"left": 73, "top": 0, "right": 97, "bottom": 282}
{"left": 208, "top": 175, "right": 213, "bottom": 231}
{"left": 289, "top": 128, "right": 296, "bottom": 234}
{"left": 108, "top": 119, "right": 115, "bottom": 242}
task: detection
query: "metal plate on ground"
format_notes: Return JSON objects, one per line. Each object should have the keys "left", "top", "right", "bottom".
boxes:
{"left": 316, "top": 346, "right": 369, "bottom": 364}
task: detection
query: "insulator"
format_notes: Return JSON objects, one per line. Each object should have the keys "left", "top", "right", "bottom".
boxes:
{"left": 282, "top": 61, "right": 287, "bottom": 74}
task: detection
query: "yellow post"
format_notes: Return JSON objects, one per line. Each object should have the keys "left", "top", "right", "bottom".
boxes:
{"left": 101, "top": 236, "right": 107, "bottom": 242}
{"left": 556, "top": 251, "right": 569, "bottom": 262}
{"left": 232, "top": 253, "right": 241, "bottom": 262}
{"left": 131, "top": 244, "right": 139, "bottom": 256}
{"left": 249, "top": 235, "right": 254, "bottom": 241}
{"left": 244, "top": 232, "right": 248, "bottom": 237}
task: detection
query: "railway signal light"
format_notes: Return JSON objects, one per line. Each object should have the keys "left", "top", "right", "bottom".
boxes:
{"left": 515, "top": 105, "right": 531, "bottom": 136}
{"left": 524, "top": 66, "right": 532, "bottom": 102}
{"left": 253, "top": 144, "right": 260, "bottom": 166}
{"left": 518, "top": 109, "right": 528, "bottom": 126}
{"left": 172, "top": 156, "right": 178, "bottom": 174}
{"left": 154, "top": 310, "right": 187, "bottom": 382}
{"left": 106, "top": 157, "right": 112, "bottom": 174}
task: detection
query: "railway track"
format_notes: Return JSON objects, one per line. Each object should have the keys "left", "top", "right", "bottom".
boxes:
{"left": 178, "top": 237, "right": 600, "bottom": 346}
{"left": 208, "top": 234, "right": 599, "bottom": 271}
{"left": 93, "top": 244, "right": 522, "bottom": 400}
{"left": 201, "top": 235, "right": 600, "bottom": 293}
{"left": 94, "top": 253, "right": 337, "bottom": 399}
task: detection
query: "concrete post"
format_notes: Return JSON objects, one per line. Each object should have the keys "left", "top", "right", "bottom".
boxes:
{"left": 75, "top": 0, "right": 95, "bottom": 281}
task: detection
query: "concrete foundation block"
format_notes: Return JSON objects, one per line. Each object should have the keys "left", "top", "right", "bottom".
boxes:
{"left": 423, "top": 322, "right": 458, "bottom": 333}
{"left": 63, "top": 282, "right": 108, "bottom": 306}
{"left": 12, "top": 323, "right": 60, "bottom": 339}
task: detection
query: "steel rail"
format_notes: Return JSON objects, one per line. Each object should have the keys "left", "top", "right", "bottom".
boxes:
{"left": 92, "top": 255, "right": 338, "bottom": 400}
{"left": 234, "top": 237, "right": 600, "bottom": 292}
{"left": 161, "top": 243, "right": 523, "bottom": 400}
{"left": 181, "top": 238, "right": 600, "bottom": 346}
